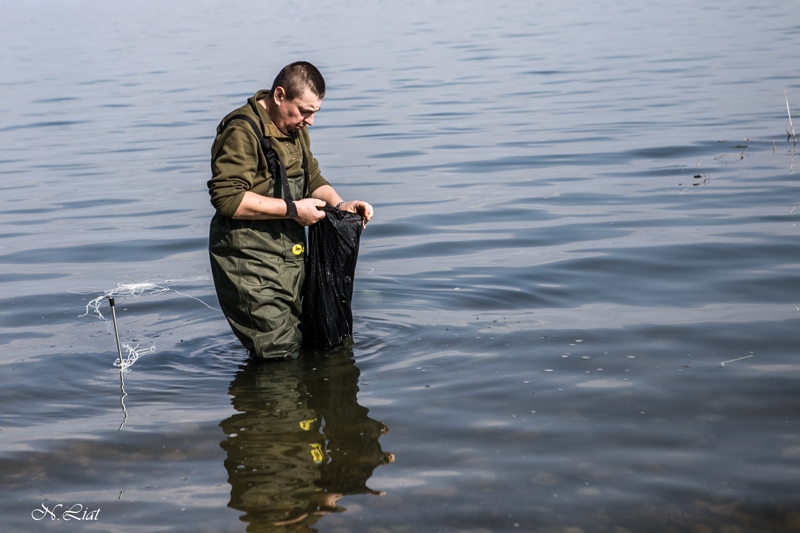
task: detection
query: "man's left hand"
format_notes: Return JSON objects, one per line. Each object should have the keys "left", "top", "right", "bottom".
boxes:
{"left": 339, "top": 200, "right": 374, "bottom": 228}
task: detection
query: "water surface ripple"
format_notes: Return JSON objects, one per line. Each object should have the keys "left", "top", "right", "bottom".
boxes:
{"left": 1, "top": 0, "right": 799, "bottom": 532}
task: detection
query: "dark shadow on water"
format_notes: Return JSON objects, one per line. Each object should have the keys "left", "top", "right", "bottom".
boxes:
{"left": 219, "top": 346, "right": 393, "bottom": 532}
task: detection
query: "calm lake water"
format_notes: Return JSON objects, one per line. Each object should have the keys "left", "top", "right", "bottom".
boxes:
{"left": 1, "top": 1, "right": 799, "bottom": 532}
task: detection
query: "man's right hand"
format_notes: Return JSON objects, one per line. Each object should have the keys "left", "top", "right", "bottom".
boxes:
{"left": 293, "top": 198, "right": 327, "bottom": 226}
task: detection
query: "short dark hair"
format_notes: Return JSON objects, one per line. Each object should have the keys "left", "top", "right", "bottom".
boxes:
{"left": 271, "top": 61, "right": 326, "bottom": 100}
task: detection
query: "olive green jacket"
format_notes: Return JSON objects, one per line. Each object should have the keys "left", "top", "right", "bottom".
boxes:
{"left": 208, "top": 89, "right": 330, "bottom": 217}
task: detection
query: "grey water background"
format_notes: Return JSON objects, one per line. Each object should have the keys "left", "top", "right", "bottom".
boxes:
{"left": 1, "top": 0, "right": 799, "bottom": 531}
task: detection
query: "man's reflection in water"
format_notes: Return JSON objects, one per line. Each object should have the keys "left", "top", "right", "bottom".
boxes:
{"left": 220, "top": 347, "right": 394, "bottom": 532}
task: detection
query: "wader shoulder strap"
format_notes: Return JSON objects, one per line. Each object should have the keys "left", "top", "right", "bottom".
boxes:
{"left": 220, "top": 114, "right": 310, "bottom": 217}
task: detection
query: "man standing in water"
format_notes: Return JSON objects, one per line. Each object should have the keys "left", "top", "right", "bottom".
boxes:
{"left": 208, "top": 61, "right": 373, "bottom": 359}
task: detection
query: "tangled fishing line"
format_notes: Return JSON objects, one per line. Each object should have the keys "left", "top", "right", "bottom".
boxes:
{"left": 78, "top": 279, "right": 218, "bottom": 370}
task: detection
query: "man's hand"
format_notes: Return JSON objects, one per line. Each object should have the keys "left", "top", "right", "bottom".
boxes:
{"left": 293, "top": 198, "right": 327, "bottom": 226}
{"left": 308, "top": 185, "right": 374, "bottom": 228}
{"left": 338, "top": 200, "right": 374, "bottom": 228}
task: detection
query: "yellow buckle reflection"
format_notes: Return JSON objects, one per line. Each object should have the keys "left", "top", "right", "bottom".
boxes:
{"left": 309, "top": 443, "right": 325, "bottom": 463}
{"left": 292, "top": 244, "right": 304, "bottom": 256}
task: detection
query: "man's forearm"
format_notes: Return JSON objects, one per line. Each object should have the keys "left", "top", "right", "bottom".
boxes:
{"left": 311, "top": 185, "right": 344, "bottom": 207}
{"left": 232, "top": 190, "right": 327, "bottom": 226}
{"left": 232, "top": 191, "right": 291, "bottom": 220}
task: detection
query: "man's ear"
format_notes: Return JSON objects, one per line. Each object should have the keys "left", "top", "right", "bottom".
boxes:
{"left": 273, "top": 86, "right": 286, "bottom": 103}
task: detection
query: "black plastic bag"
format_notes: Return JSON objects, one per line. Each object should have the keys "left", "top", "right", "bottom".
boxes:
{"left": 301, "top": 206, "right": 363, "bottom": 348}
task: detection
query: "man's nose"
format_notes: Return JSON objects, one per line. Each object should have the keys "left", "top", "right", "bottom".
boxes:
{"left": 304, "top": 114, "right": 315, "bottom": 126}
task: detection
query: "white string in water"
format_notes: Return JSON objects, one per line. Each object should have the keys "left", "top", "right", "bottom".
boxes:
{"left": 114, "top": 342, "right": 156, "bottom": 370}
{"left": 80, "top": 283, "right": 164, "bottom": 369}
{"left": 78, "top": 279, "right": 218, "bottom": 370}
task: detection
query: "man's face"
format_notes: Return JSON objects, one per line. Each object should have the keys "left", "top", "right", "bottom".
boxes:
{"left": 271, "top": 87, "right": 321, "bottom": 135}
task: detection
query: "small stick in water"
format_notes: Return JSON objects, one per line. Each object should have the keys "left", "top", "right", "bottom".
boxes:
{"left": 786, "top": 89, "right": 796, "bottom": 143}
{"left": 720, "top": 354, "right": 754, "bottom": 367}
{"left": 108, "top": 296, "right": 124, "bottom": 369}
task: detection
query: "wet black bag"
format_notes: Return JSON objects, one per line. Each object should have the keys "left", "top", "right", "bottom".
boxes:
{"left": 301, "top": 206, "right": 363, "bottom": 348}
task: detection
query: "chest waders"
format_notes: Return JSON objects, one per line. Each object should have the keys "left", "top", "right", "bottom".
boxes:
{"left": 209, "top": 115, "right": 311, "bottom": 360}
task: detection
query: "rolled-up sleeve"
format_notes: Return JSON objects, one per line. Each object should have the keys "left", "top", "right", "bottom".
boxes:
{"left": 207, "top": 126, "right": 260, "bottom": 218}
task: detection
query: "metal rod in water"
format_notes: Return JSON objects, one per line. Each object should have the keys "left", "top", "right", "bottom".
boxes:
{"left": 108, "top": 296, "right": 124, "bottom": 369}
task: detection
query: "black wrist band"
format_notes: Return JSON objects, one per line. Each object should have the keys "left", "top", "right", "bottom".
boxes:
{"left": 285, "top": 199, "right": 297, "bottom": 218}
{"left": 335, "top": 201, "right": 345, "bottom": 211}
